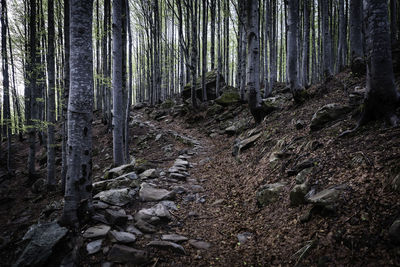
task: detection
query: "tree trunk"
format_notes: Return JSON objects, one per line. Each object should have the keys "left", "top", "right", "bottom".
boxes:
{"left": 190, "top": 0, "right": 198, "bottom": 108}
{"left": 264, "top": 0, "right": 270, "bottom": 98}
{"left": 321, "top": 0, "right": 332, "bottom": 78}
{"left": 350, "top": 0, "right": 365, "bottom": 74}
{"left": 286, "top": 0, "right": 303, "bottom": 102}
{"left": 302, "top": 0, "right": 310, "bottom": 87}
{"left": 47, "top": 0, "right": 56, "bottom": 189}
{"left": 112, "top": 0, "right": 125, "bottom": 166}
{"left": 337, "top": 0, "right": 346, "bottom": 71}
{"left": 202, "top": 0, "right": 208, "bottom": 102}
{"left": 244, "top": 0, "right": 263, "bottom": 123}
{"left": 210, "top": 0, "right": 216, "bottom": 69}
{"left": 62, "top": 0, "right": 94, "bottom": 227}
{"left": 1, "top": 0, "right": 12, "bottom": 174}
{"left": 61, "top": 0, "right": 70, "bottom": 193}
{"left": 125, "top": 0, "right": 132, "bottom": 163}
{"left": 216, "top": 0, "right": 222, "bottom": 96}
{"left": 28, "top": 0, "right": 38, "bottom": 179}
{"left": 361, "top": 0, "right": 399, "bottom": 125}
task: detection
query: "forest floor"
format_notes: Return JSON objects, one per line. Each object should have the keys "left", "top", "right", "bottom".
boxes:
{"left": 0, "top": 69, "right": 400, "bottom": 266}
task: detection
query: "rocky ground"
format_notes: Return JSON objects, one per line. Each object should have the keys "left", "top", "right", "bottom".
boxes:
{"left": 1, "top": 69, "right": 400, "bottom": 266}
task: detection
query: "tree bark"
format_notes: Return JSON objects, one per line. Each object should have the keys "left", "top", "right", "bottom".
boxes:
{"left": 47, "top": 0, "right": 56, "bottom": 188}
{"left": 62, "top": 0, "right": 94, "bottom": 227}
{"left": 302, "top": 0, "right": 310, "bottom": 87}
{"left": 321, "top": 0, "right": 333, "bottom": 78}
{"left": 210, "top": 0, "right": 216, "bottom": 70}
{"left": 202, "top": 0, "right": 208, "bottom": 102}
{"left": 112, "top": 0, "right": 125, "bottom": 166}
{"left": 350, "top": 0, "right": 365, "bottom": 74}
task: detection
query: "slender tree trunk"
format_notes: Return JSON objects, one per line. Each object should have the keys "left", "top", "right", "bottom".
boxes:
{"left": 264, "top": 0, "right": 270, "bottom": 97}
{"left": 216, "top": 0, "right": 222, "bottom": 96}
{"left": 302, "top": 0, "right": 310, "bottom": 87}
{"left": 112, "top": 0, "right": 125, "bottom": 166}
{"left": 202, "top": 0, "right": 208, "bottom": 101}
{"left": 337, "top": 0, "right": 346, "bottom": 71}
{"left": 350, "top": 0, "right": 365, "bottom": 74}
{"left": 61, "top": 0, "right": 70, "bottom": 193}
{"left": 190, "top": 0, "right": 198, "bottom": 108}
{"left": 245, "top": 0, "right": 262, "bottom": 123}
{"left": 210, "top": 0, "right": 216, "bottom": 69}
{"left": 62, "top": 0, "right": 94, "bottom": 227}
{"left": 28, "top": 0, "right": 38, "bottom": 179}
{"left": 311, "top": 3, "right": 317, "bottom": 83}
{"left": 286, "top": 0, "right": 303, "bottom": 101}
{"left": 224, "top": 0, "right": 229, "bottom": 85}
{"left": 390, "top": 0, "right": 398, "bottom": 44}
{"left": 47, "top": 0, "right": 56, "bottom": 189}
{"left": 321, "top": 0, "right": 332, "bottom": 78}
{"left": 125, "top": 0, "right": 132, "bottom": 163}
{"left": 1, "top": 0, "right": 12, "bottom": 174}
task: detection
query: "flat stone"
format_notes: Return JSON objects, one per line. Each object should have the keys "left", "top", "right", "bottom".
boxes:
{"left": 139, "top": 183, "right": 175, "bottom": 202}
{"left": 232, "top": 133, "right": 262, "bottom": 156}
{"left": 160, "top": 200, "right": 178, "bottom": 211}
{"left": 389, "top": 219, "right": 400, "bottom": 244}
{"left": 189, "top": 240, "right": 212, "bottom": 250}
{"left": 94, "top": 188, "right": 135, "bottom": 206}
{"left": 147, "top": 240, "right": 186, "bottom": 254}
{"left": 134, "top": 220, "right": 157, "bottom": 233}
{"left": 93, "top": 200, "right": 110, "bottom": 210}
{"left": 161, "top": 234, "right": 188, "bottom": 243}
{"left": 83, "top": 225, "right": 111, "bottom": 239}
{"left": 135, "top": 203, "right": 172, "bottom": 223}
{"left": 126, "top": 225, "right": 143, "bottom": 236}
{"left": 174, "top": 159, "right": 189, "bottom": 167}
{"left": 107, "top": 244, "right": 148, "bottom": 264}
{"left": 310, "top": 103, "right": 351, "bottom": 131}
{"left": 296, "top": 168, "right": 313, "bottom": 184}
{"left": 87, "top": 239, "right": 103, "bottom": 255}
{"left": 105, "top": 163, "right": 135, "bottom": 180}
{"left": 237, "top": 232, "right": 253, "bottom": 244}
{"left": 105, "top": 209, "right": 128, "bottom": 226}
{"left": 14, "top": 222, "right": 68, "bottom": 267}
{"left": 139, "top": 169, "right": 158, "bottom": 180}
{"left": 109, "top": 230, "right": 136, "bottom": 244}
{"left": 170, "top": 173, "right": 187, "bottom": 180}
{"left": 290, "top": 183, "right": 310, "bottom": 206}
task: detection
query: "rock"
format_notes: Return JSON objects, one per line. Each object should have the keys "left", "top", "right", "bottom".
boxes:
{"left": 139, "top": 183, "right": 175, "bottom": 202}
{"left": 134, "top": 220, "right": 157, "bottom": 233}
{"left": 189, "top": 240, "right": 212, "bottom": 250}
{"left": 105, "top": 209, "right": 128, "bottom": 226}
{"left": 389, "top": 219, "right": 400, "bottom": 244}
{"left": 307, "top": 187, "right": 343, "bottom": 211}
{"left": 133, "top": 102, "right": 146, "bottom": 110}
{"left": 237, "top": 232, "right": 253, "bottom": 244}
{"left": 94, "top": 188, "right": 135, "bottom": 206}
{"left": 232, "top": 133, "right": 262, "bottom": 156}
{"left": 290, "top": 183, "right": 310, "bottom": 206}
{"left": 147, "top": 240, "right": 186, "bottom": 254}
{"left": 170, "top": 173, "right": 187, "bottom": 180}
{"left": 391, "top": 174, "right": 400, "bottom": 192}
{"left": 87, "top": 239, "right": 103, "bottom": 255}
{"left": 139, "top": 169, "right": 158, "bottom": 180}
{"left": 31, "top": 179, "right": 46, "bottom": 194}
{"left": 104, "top": 163, "right": 135, "bottom": 180}
{"left": 256, "top": 182, "right": 286, "bottom": 207}
{"left": 92, "top": 213, "right": 109, "bottom": 224}
{"left": 295, "top": 120, "right": 305, "bottom": 130}
{"left": 287, "top": 159, "right": 315, "bottom": 176}
{"left": 126, "top": 225, "right": 143, "bottom": 236}
{"left": 295, "top": 167, "right": 314, "bottom": 184}
{"left": 93, "top": 177, "right": 136, "bottom": 194}
{"left": 161, "top": 234, "right": 188, "bottom": 243}
{"left": 93, "top": 200, "right": 110, "bottom": 210}
{"left": 15, "top": 222, "right": 68, "bottom": 267}
{"left": 261, "top": 97, "right": 280, "bottom": 114}
{"left": 134, "top": 203, "right": 172, "bottom": 232}
{"left": 215, "top": 91, "right": 240, "bottom": 106}
{"left": 107, "top": 244, "right": 148, "bottom": 264}
{"left": 182, "top": 70, "right": 225, "bottom": 100}
{"left": 174, "top": 158, "right": 190, "bottom": 167}
{"left": 310, "top": 103, "right": 351, "bottom": 131}
{"left": 225, "top": 119, "right": 248, "bottom": 135}
{"left": 161, "top": 99, "right": 175, "bottom": 109}
{"left": 109, "top": 230, "right": 136, "bottom": 244}
{"left": 206, "top": 103, "right": 224, "bottom": 116}
{"left": 160, "top": 200, "right": 178, "bottom": 211}
{"left": 83, "top": 225, "right": 111, "bottom": 239}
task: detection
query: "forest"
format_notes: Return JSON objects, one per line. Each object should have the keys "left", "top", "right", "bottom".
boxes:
{"left": 0, "top": 0, "right": 399, "bottom": 265}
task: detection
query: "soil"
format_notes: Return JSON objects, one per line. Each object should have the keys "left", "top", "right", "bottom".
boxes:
{"left": 0, "top": 69, "right": 399, "bottom": 266}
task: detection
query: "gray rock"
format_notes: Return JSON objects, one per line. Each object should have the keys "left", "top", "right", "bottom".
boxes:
{"left": 295, "top": 120, "right": 305, "bottom": 130}
{"left": 295, "top": 168, "right": 313, "bottom": 184}
{"left": 170, "top": 173, "right": 187, "bottom": 180}
{"left": 135, "top": 203, "right": 172, "bottom": 223}
{"left": 389, "top": 219, "right": 400, "bottom": 244}
{"left": 134, "top": 220, "right": 157, "bottom": 233}
{"left": 310, "top": 103, "right": 351, "bottom": 131}
{"left": 139, "top": 183, "right": 175, "bottom": 202}
{"left": 105, "top": 209, "right": 128, "bottom": 226}
{"left": 161, "top": 234, "right": 188, "bottom": 243}
{"left": 14, "top": 222, "right": 68, "bottom": 267}
{"left": 94, "top": 188, "right": 135, "bottom": 206}
{"left": 139, "top": 169, "right": 158, "bottom": 180}
{"left": 104, "top": 163, "right": 135, "bottom": 180}
{"left": 107, "top": 244, "right": 148, "bottom": 264}
{"left": 109, "top": 230, "right": 136, "bottom": 244}
{"left": 93, "top": 200, "right": 110, "bottom": 210}
{"left": 232, "top": 133, "right": 262, "bottom": 156}
{"left": 126, "top": 225, "right": 143, "bottom": 236}
{"left": 237, "top": 232, "right": 253, "bottom": 244}
{"left": 290, "top": 183, "right": 310, "bottom": 206}
{"left": 174, "top": 159, "right": 190, "bottom": 168}
{"left": 101, "top": 262, "right": 113, "bottom": 267}
{"left": 256, "top": 182, "right": 286, "bottom": 207}
{"left": 287, "top": 159, "right": 315, "bottom": 176}
{"left": 83, "top": 225, "right": 111, "bottom": 239}
{"left": 147, "top": 240, "right": 186, "bottom": 254}
{"left": 87, "top": 239, "right": 103, "bottom": 255}
{"left": 189, "top": 240, "right": 212, "bottom": 250}
{"left": 307, "top": 187, "right": 343, "bottom": 210}
{"left": 160, "top": 200, "right": 178, "bottom": 211}
{"left": 31, "top": 179, "right": 46, "bottom": 194}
